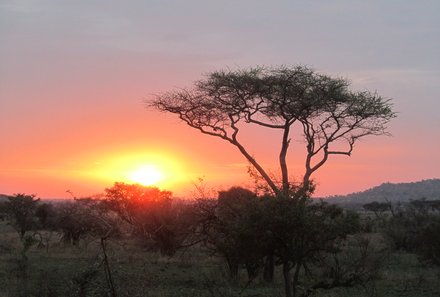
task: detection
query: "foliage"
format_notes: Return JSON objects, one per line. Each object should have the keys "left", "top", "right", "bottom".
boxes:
{"left": 3, "top": 193, "right": 40, "bottom": 239}
{"left": 151, "top": 66, "right": 395, "bottom": 196}
{"left": 382, "top": 199, "right": 440, "bottom": 265}
{"left": 35, "top": 203, "right": 57, "bottom": 228}
{"left": 104, "top": 182, "right": 194, "bottom": 255}
{"left": 312, "top": 234, "right": 386, "bottom": 295}
{"left": 417, "top": 216, "right": 440, "bottom": 265}
{"left": 261, "top": 197, "right": 364, "bottom": 297}
{"left": 195, "top": 186, "right": 370, "bottom": 297}
{"left": 363, "top": 201, "right": 391, "bottom": 215}
{"left": 196, "top": 187, "right": 265, "bottom": 281}
{"left": 2, "top": 191, "right": 440, "bottom": 296}
{"left": 54, "top": 198, "right": 119, "bottom": 246}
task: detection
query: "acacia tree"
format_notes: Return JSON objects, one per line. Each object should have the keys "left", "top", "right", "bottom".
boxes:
{"left": 4, "top": 193, "right": 40, "bottom": 239}
{"left": 151, "top": 66, "right": 394, "bottom": 197}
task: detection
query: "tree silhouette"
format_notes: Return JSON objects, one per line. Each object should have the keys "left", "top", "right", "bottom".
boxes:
{"left": 151, "top": 66, "right": 395, "bottom": 197}
{"left": 4, "top": 193, "right": 40, "bottom": 239}
{"left": 104, "top": 182, "right": 192, "bottom": 255}
{"left": 198, "top": 187, "right": 264, "bottom": 281}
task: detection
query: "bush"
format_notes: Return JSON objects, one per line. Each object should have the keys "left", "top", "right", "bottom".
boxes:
{"left": 382, "top": 199, "right": 440, "bottom": 266}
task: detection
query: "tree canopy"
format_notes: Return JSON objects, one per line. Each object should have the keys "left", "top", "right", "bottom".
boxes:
{"left": 4, "top": 193, "right": 40, "bottom": 238}
{"left": 151, "top": 66, "right": 395, "bottom": 197}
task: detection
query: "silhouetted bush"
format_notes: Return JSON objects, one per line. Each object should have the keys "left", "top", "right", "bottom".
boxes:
{"left": 52, "top": 198, "right": 120, "bottom": 246}
{"left": 382, "top": 199, "right": 440, "bottom": 265}
{"left": 3, "top": 193, "right": 40, "bottom": 239}
{"left": 196, "top": 187, "right": 266, "bottom": 281}
{"left": 194, "top": 187, "right": 371, "bottom": 297}
{"left": 103, "top": 182, "right": 195, "bottom": 255}
{"left": 417, "top": 216, "right": 440, "bottom": 265}
{"left": 35, "top": 203, "right": 56, "bottom": 228}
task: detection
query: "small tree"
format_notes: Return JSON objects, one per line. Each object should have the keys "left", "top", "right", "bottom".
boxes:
{"left": 151, "top": 66, "right": 394, "bottom": 197}
{"left": 418, "top": 216, "right": 440, "bottom": 265}
{"left": 197, "top": 187, "right": 265, "bottom": 281}
{"left": 4, "top": 193, "right": 40, "bottom": 239}
{"left": 363, "top": 201, "right": 392, "bottom": 220}
{"left": 104, "top": 182, "right": 192, "bottom": 255}
{"left": 35, "top": 203, "right": 56, "bottom": 228}
{"left": 261, "top": 198, "right": 363, "bottom": 297}
{"left": 55, "top": 201, "right": 93, "bottom": 246}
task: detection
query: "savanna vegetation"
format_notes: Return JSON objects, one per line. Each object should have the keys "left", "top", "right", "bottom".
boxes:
{"left": 1, "top": 188, "right": 440, "bottom": 297}
{"left": 3, "top": 66, "right": 437, "bottom": 296}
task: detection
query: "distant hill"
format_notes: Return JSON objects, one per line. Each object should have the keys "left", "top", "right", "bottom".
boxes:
{"left": 323, "top": 179, "right": 440, "bottom": 205}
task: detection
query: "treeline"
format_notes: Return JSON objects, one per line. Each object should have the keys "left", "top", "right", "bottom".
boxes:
{"left": 1, "top": 183, "right": 440, "bottom": 297}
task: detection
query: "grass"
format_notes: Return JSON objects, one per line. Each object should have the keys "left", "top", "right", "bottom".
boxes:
{"left": 0, "top": 221, "right": 439, "bottom": 297}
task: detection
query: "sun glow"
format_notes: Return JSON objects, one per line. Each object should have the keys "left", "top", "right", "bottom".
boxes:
{"left": 128, "top": 165, "right": 163, "bottom": 186}
{"left": 80, "top": 150, "right": 191, "bottom": 192}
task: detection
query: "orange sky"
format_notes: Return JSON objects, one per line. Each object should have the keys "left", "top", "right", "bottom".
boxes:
{"left": 1, "top": 1, "right": 439, "bottom": 198}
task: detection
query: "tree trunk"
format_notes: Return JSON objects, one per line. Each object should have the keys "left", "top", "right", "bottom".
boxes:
{"left": 245, "top": 261, "right": 259, "bottom": 281}
{"left": 232, "top": 140, "right": 280, "bottom": 195}
{"left": 292, "top": 262, "right": 302, "bottom": 297}
{"left": 263, "top": 253, "right": 275, "bottom": 283}
{"left": 283, "top": 262, "right": 293, "bottom": 297}
{"left": 101, "top": 237, "right": 117, "bottom": 297}
{"left": 279, "top": 124, "right": 291, "bottom": 195}
{"left": 226, "top": 258, "right": 239, "bottom": 282}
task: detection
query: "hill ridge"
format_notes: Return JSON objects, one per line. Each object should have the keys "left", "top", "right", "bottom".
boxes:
{"left": 322, "top": 178, "right": 440, "bottom": 204}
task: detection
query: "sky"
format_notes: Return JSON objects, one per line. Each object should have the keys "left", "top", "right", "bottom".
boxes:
{"left": 1, "top": 0, "right": 439, "bottom": 198}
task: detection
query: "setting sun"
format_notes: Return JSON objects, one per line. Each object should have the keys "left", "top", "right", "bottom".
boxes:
{"left": 81, "top": 150, "right": 191, "bottom": 192}
{"left": 128, "top": 165, "right": 163, "bottom": 186}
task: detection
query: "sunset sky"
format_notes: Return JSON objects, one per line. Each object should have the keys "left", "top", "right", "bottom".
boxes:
{"left": 1, "top": 1, "right": 439, "bottom": 199}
